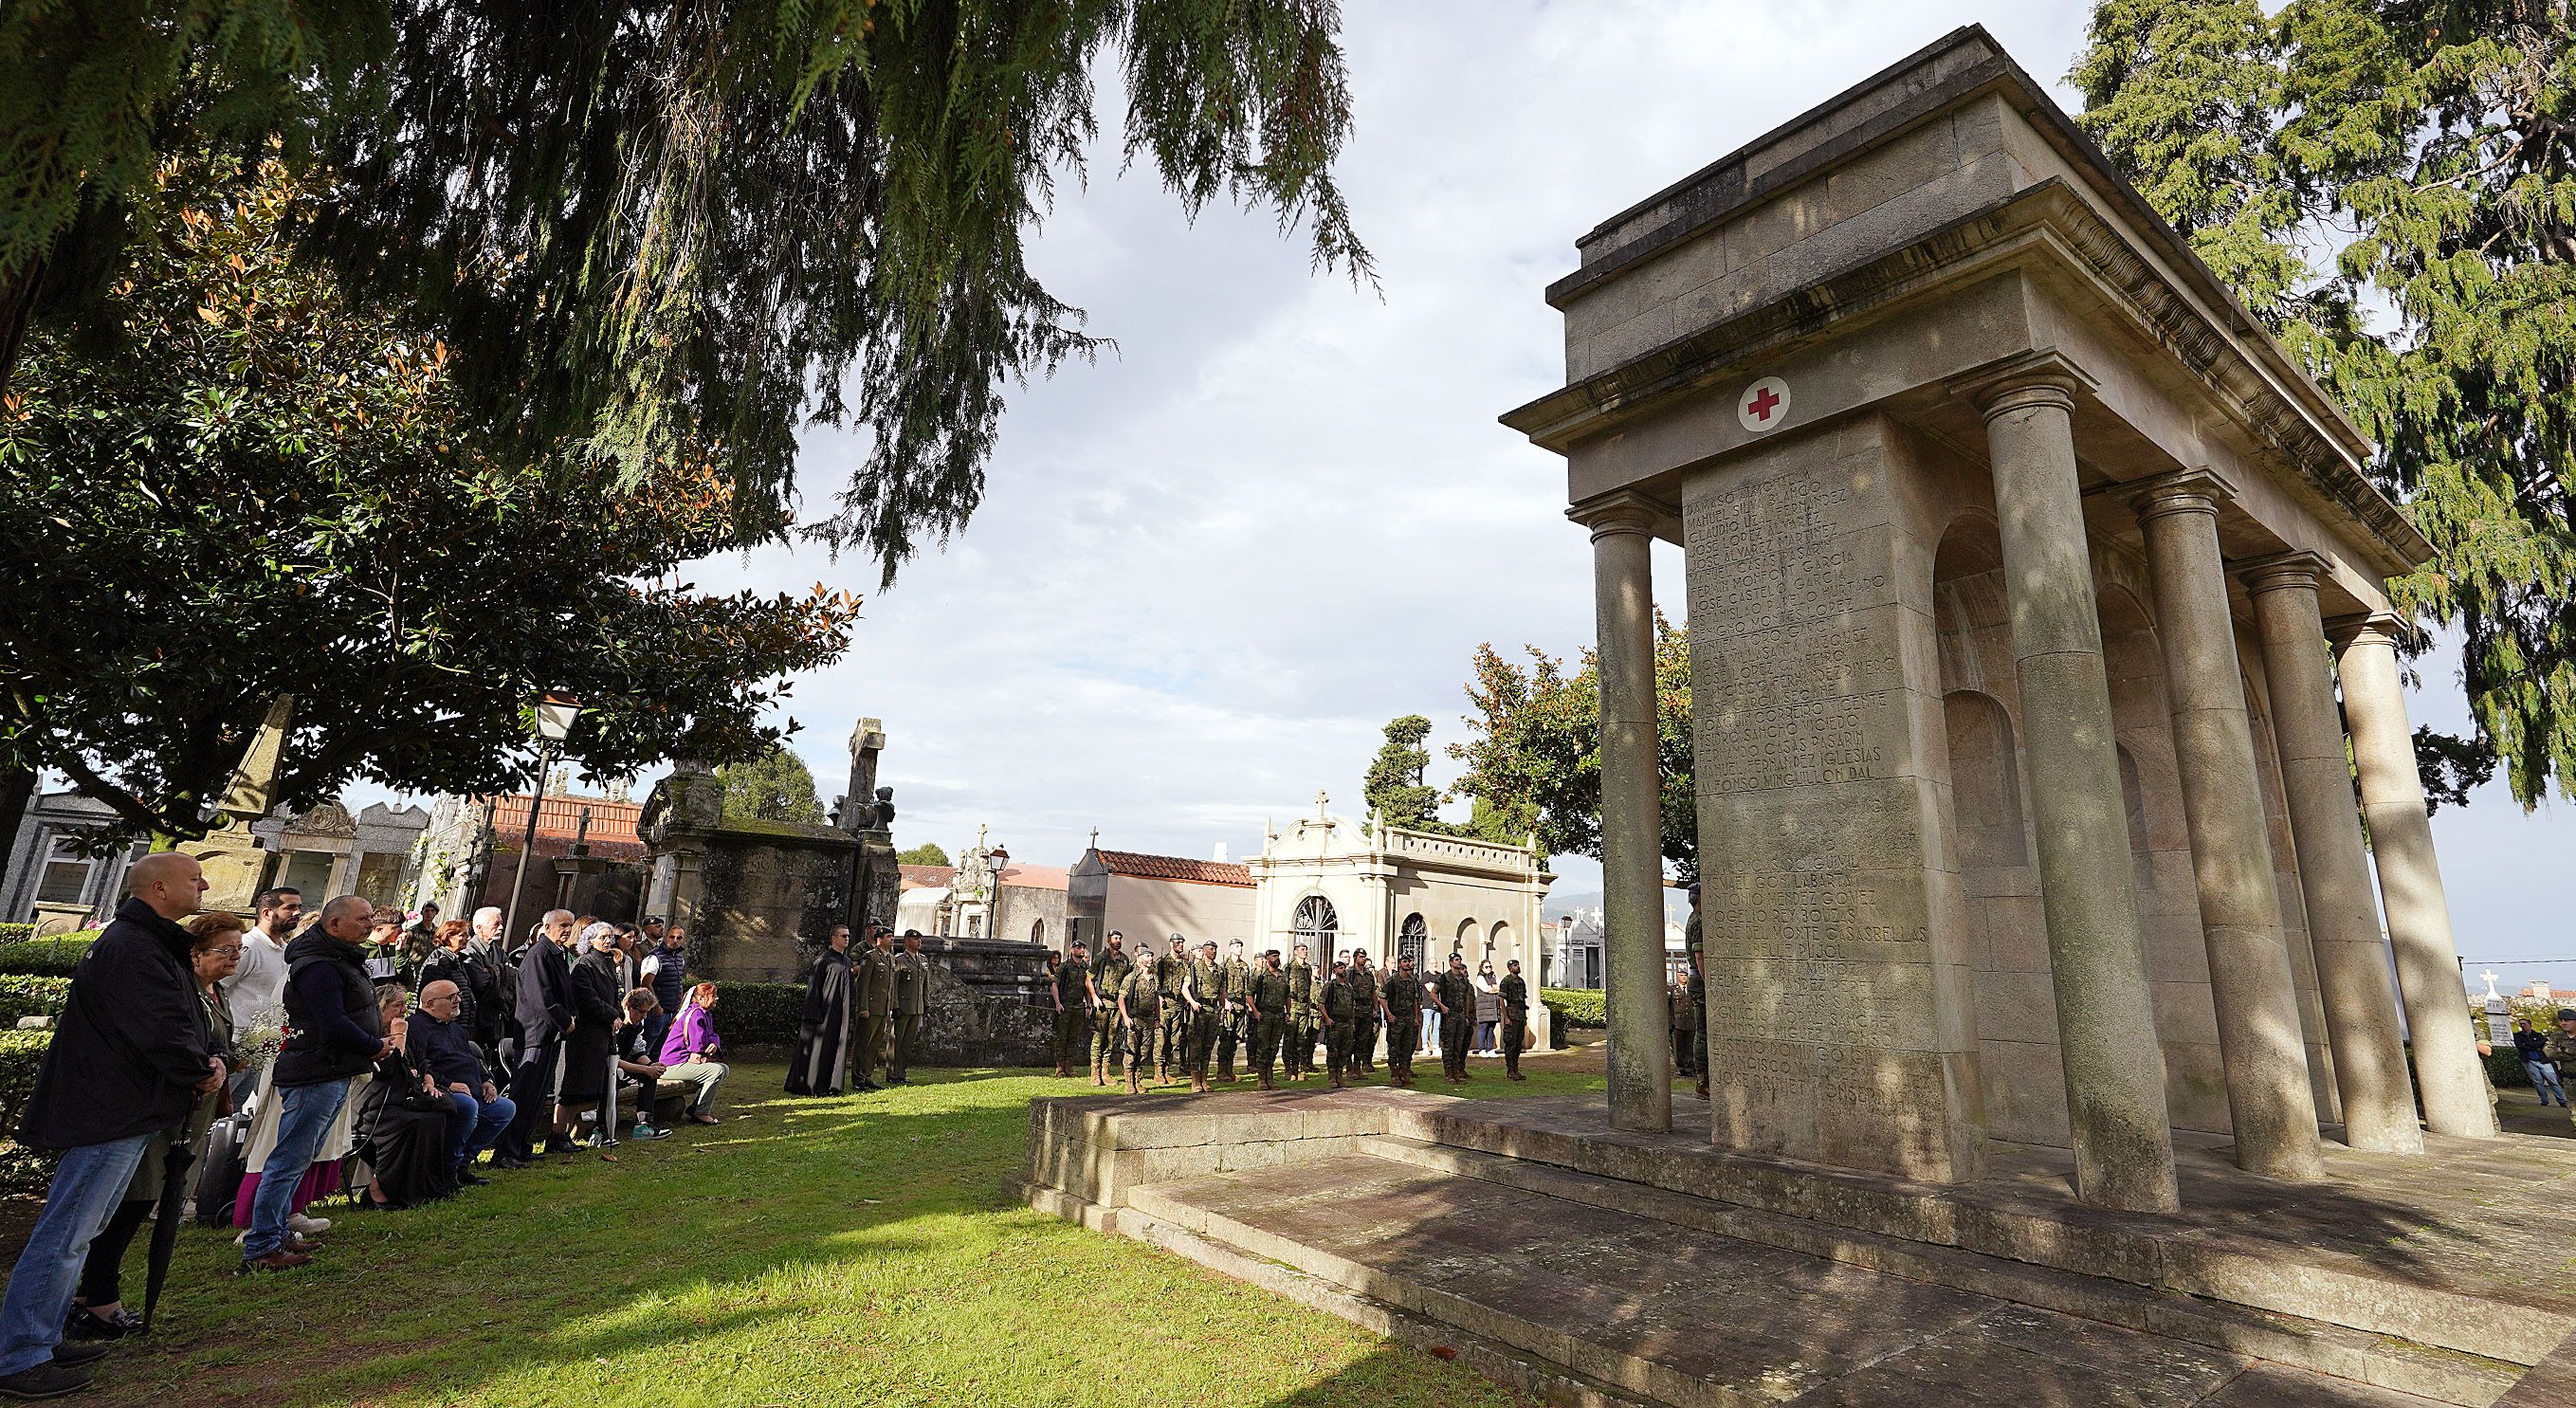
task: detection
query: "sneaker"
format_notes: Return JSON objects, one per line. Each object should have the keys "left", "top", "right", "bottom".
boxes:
{"left": 630, "top": 1125, "right": 671, "bottom": 1142}
{"left": 288, "top": 1213, "right": 332, "bottom": 1234}
{"left": 239, "top": 1249, "right": 312, "bottom": 1273}
{"left": 47, "top": 1342, "right": 107, "bottom": 1367}
{"left": 0, "top": 1362, "right": 92, "bottom": 1399}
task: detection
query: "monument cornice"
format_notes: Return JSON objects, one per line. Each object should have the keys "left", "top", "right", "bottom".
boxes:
{"left": 2235, "top": 549, "right": 2329, "bottom": 595}
{"left": 1565, "top": 487, "right": 1678, "bottom": 540}
{"left": 1501, "top": 180, "right": 2429, "bottom": 577}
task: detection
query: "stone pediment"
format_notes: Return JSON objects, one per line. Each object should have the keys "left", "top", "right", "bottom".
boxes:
{"left": 287, "top": 801, "right": 357, "bottom": 838}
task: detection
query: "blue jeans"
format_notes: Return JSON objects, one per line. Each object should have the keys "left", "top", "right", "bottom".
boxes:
{"left": 246, "top": 1078, "right": 352, "bottom": 1259}
{"left": 0, "top": 1132, "right": 155, "bottom": 1375}
{"left": 446, "top": 1090, "right": 517, "bottom": 1169}
{"left": 2527, "top": 1061, "right": 2567, "bottom": 1106}
{"left": 1421, "top": 1011, "right": 1442, "bottom": 1054}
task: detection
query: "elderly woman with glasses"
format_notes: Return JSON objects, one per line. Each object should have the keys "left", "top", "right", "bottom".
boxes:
{"left": 64, "top": 913, "right": 242, "bottom": 1339}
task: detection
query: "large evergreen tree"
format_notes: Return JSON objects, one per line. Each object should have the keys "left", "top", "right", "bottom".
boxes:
{"left": 715, "top": 746, "right": 829, "bottom": 827}
{"left": 2074, "top": 0, "right": 2576, "bottom": 805}
{"left": 1361, "top": 715, "right": 1451, "bottom": 833}
{"left": 0, "top": 155, "right": 859, "bottom": 844}
{"left": 1, "top": 0, "right": 1370, "bottom": 582}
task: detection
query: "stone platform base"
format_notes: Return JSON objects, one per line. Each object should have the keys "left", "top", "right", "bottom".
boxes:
{"left": 1021, "top": 1088, "right": 2576, "bottom": 1407}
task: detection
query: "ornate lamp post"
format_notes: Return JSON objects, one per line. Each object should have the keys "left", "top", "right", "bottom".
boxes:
{"left": 499, "top": 692, "right": 583, "bottom": 948}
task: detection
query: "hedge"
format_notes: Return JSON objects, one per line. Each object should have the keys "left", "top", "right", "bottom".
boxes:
{"left": 711, "top": 980, "right": 804, "bottom": 1048}
{"left": 1543, "top": 987, "right": 1607, "bottom": 1029}
{"left": 0, "top": 977, "right": 69, "bottom": 1027}
{"left": 0, "top": 931, "right": 99, "bottom": 977}
{"left": 0, "top": 923, "right": 32, "bottom": 946}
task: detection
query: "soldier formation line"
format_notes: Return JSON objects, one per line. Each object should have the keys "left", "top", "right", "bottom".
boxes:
{"left": 1047, "top": 932, "right": 1531, "bottom": 1095}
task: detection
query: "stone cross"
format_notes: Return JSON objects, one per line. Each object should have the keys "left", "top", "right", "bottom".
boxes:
{"left": 2481, "top": 971, "right": 2501, "bottom": 1000}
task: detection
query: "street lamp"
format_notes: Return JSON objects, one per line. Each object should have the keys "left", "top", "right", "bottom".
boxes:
{"left": 500, "top": 692, "right": 584, "bottom": 950}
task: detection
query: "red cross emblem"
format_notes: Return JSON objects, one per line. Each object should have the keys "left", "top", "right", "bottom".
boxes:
{"left": 1737, "top": 376, "right": 1791, "bottom": 433}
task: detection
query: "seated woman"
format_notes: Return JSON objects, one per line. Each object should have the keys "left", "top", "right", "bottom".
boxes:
{"left": 654, "top": 982, "right": 730, "bottom": 1126}
{"left": 612, "top": 989, "right": 676, "bottom": 1141}
{"left": 67, "top": 912, "right": 241, "bottom": 1338}
{"left": 354, "top": 986, "right": 459, "bottom": 1209}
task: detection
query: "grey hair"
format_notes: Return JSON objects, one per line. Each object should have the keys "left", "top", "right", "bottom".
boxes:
{"left": 541, "top": 908, "right": 575, "bottom": 927}
{"left": 473, "top": 905, "right": 502, "bottom": 928}
{"left": 579, "top": 922, "right": 618, "bottom": 948}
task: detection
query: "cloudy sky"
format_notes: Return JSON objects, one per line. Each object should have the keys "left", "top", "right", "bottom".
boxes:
{"left": 685, "top": 2, "right": 2572, "bottom": 992}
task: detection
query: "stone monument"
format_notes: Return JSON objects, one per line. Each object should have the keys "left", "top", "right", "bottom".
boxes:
{"left": 1499, "top": 25, "right": 2485, "bottom": 1209}
{"left": 836, "top": 718, "right": 901, "bottom": 935}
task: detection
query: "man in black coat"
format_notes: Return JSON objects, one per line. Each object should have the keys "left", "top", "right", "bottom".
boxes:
{"left": 497, "top": 909, "right": 578, "bottom": 1164}
{"left": 0, "top": 853, "right": 222, "bottom": 1399}
{"left": 245, "top": 894, "right": 389, "bottom": 1270}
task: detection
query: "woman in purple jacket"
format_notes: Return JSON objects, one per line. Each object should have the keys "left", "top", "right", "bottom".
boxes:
{"left": 654, "top": 983, "right": 729, "bottom": 1125}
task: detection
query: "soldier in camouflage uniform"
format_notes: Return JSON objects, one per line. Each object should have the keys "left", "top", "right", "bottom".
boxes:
{"left": 1284, "top": 943, "right": 1319, "bottom": 1081}
{"left": 1686, "top": 956, "right": 1708, "bottom": 1099}
{"left": 1352, "top": 951, "right": 1381, "bottom": 1073}
{"left": 1050, "top": 940, "right": 1090, "bottom": 1077}
{"left": 1499, "top": 958, "right": 1530, "bottom": 1081}
{"left": 1086, "top": 931, "right": 1132, "bottom": 1087}
{"left": 1245, "top": 950, "right": 1289, "bottom": 1089}
{"left": 1184, "top": 941, "right": 1223, "bottom": 1093}
{"left": 1322, "top": 957, "right": 1372, "bottom": 1088}
{"left": 1155, "top": 937, "right": 1191, "bottom": 1085}
{"left": 1436, "top": 954, "right": 1476, "bottom": 1084}
{"left": 1214, "top": 940, "right": 1253, "bottom": 1082}
{"left": 1379, "top": 955, "right": 1423, "bottom": 1087}
{"left": 2546, "top": 1009, "right": 2576, "bottom": 1129}
{"left": 1117, "top": 945, "right": 1165, "bottom": 1095}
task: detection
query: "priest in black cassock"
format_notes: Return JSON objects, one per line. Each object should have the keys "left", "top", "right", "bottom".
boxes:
{"left": 786, "top": 924, "right": 856, "bottom": 1096}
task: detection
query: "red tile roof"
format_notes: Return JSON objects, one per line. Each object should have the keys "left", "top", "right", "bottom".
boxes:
{"left": 997, "top": 864, "right": 1069, "bottom": 891}
{"left": 485, "top": 795, "right": 647, "bottom": 861}
{"left": 1095, "top": 850, "right": 1253, "bottom": 888}
{"left": 899, "top": 865, "right": 954, "bottom": 889}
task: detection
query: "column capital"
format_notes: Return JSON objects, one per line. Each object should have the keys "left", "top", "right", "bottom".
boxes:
{"left": 1948, "top": 348, "right": 2099, "bottom": 421}
{"left": 1567, "top": 489, "right": 1674, "bottom": 541}
{"left": 2325, "top": 610, "right": 2408, "bottom": 649}
{"left": 2127, "top": 466, "right": 2238, "bottom": 525}
{"left": 2237, "top": 550, "right": 2328, "bottom": 596}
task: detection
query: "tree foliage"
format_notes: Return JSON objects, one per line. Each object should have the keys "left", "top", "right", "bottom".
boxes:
{"left": 0, "top": 154, "right": 862, "bottom": 844}
{"left": 897, "top": 842, "right": 950, "bottom": 868}
{"left": 3, "top": 0, "right": 1371, "bottom": 584}
{"left": 715, "top": 746, "right": 828, "bottom": 827}
{"left": 2074, "top": 0, "right": 2576, "bottom": 805}
{"left": 1449, "top": 613, "right": 1696, "bottom": 881}
{"left": 1361, "top": 715, "right": 1453, "bottom": 834}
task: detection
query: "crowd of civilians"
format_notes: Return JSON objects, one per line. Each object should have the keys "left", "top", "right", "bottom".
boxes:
{"left": 0, "top": 854, "right": 732, "bottom": 1400}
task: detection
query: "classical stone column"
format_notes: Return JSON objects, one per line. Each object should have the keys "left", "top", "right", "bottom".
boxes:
{"left": 2240, "top": 557, "right": 2423, "bottom": 1154}
{"left": 1579, "top": 493, "right": 1673, "bottom": 1133}
{"left": 2131, "top": 473, "right": 2325, "bottom": 1180}
{"left": 1967, "top": 357, "right": 2180, "bottom": 1212}
{"left": 2333, "top": 613, "right": 2494, "bottom": 1140}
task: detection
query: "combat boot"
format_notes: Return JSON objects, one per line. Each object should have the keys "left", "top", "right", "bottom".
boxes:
{"left": 1329, "top": 1073, "right": 1345, "bottom": 1089}
{"left": 1126, "top": 1068, "right": 1142, "bottom": 1095}
{"left": 1053, "top": 1058, "right": 1069, "bottom": 1078}
{"left": 1257, "top": 1073, "right": 1275, "bottom": 1090}
{"left": 1090, "top": 1058, "right": 1105, "bottom": 1087}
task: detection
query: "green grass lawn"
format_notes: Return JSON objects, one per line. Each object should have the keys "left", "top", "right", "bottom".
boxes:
{"left": 57, "top": 1052, "right": 1619, "bottom": 1407}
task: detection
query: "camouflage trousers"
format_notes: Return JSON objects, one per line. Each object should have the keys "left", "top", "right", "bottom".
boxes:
{"left": 1325, "top": 1020, "right": 1363, "bottom": 1081}
{"left": 1214, "top": 1008, "right": 1246, "bottom": 1076}
{"left": 1126, "top": 1014, "right": 1170, "bottom": 1071}
{"left": 1249, "top": 1013, "right": 1285, "bottom": 1079}
{"left": 1186, "top": 1006, "right": 1220, "bottom": 1076}
{"left": 1051, "top": 1005, "right": 1088, "bottom": 1067}
{"left": 1382, "top": 1022, "right": 1418, "bottom": 1081}
{"left": 1159, "top": 1009, "right": 1190, "bottom": 1072}
{"left": 1092, "top": 1006, "right": 1125, "bottom": 1070}
{"left": 1284, "top": 1017, "right": 1317, "bottom": 1077}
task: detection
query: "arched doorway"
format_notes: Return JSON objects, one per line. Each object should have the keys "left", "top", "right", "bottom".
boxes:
{"left": 1292, "top": 894, "right": 1341, "bottom": 953}
{"left": 1398, "top": 913, "right": 1428, "bottom": 969}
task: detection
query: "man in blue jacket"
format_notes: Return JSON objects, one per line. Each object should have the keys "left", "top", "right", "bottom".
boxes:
{"left": 409, "top": 981, "right": 515, "bottom": 1184}
{"left": 0, "top": 852, "right": 223, "bottom": 1399}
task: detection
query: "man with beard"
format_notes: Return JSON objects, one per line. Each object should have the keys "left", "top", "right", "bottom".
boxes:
{"left": 1050, "top": 941, "right": 1090, "bottom": 1078}
{"left": 1282, "top": 944, "right": 1318, "bottom": 1081}
{"left": 1117, "top": 944, "right": 1165, "bottom": 1096}
{"left": 1086, "top": 931, "right": 1132, "bottom": 1087}
{"left": 1500, "top": 958, "right": 1531, "bottom": 1082}
{"left": 1244, "top": 950, "right": 1288, "bottom": 1089}
{"left": 788, "top": 926, "right": 856, "bottom": 1097}
{"left": 248, "top": 894, "right": 392, "bottom": 1263}
{"left": 890, "top": 930, "right": 931, "bottom": 1085}
{"left": 1322, "top": 957, "right": 1372, "bottom": 1088}
{"left": 1352, "top": 951, "right": 1382, "bottom": 1074}
{"left": 1380, "top": 955, "right": 1424, "bottom": 1088}
{"left": 1436, "top": 954, "right": 1477, "bottom": 1084}
{"left": 1213, "top": 940, "right": 1252, "bottom": 1083}
{"left": 1154, "top": 938, "right": 1191, "bottom": 1086}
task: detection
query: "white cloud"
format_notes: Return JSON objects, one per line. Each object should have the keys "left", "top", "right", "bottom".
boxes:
{"left": 460, "top": 3, "right": 2576, "bottom": 984}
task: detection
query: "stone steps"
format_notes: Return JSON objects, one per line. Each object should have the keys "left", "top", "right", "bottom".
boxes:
{"left": 1122, "top": 1152, "right": 2493, "bottom": 1408}
{"left": 1357, "top": 1134, "right": 2522, "bottom": 1406}
{"left": 1398, "top": 1097, "right": 2569, "bottom": 1367}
